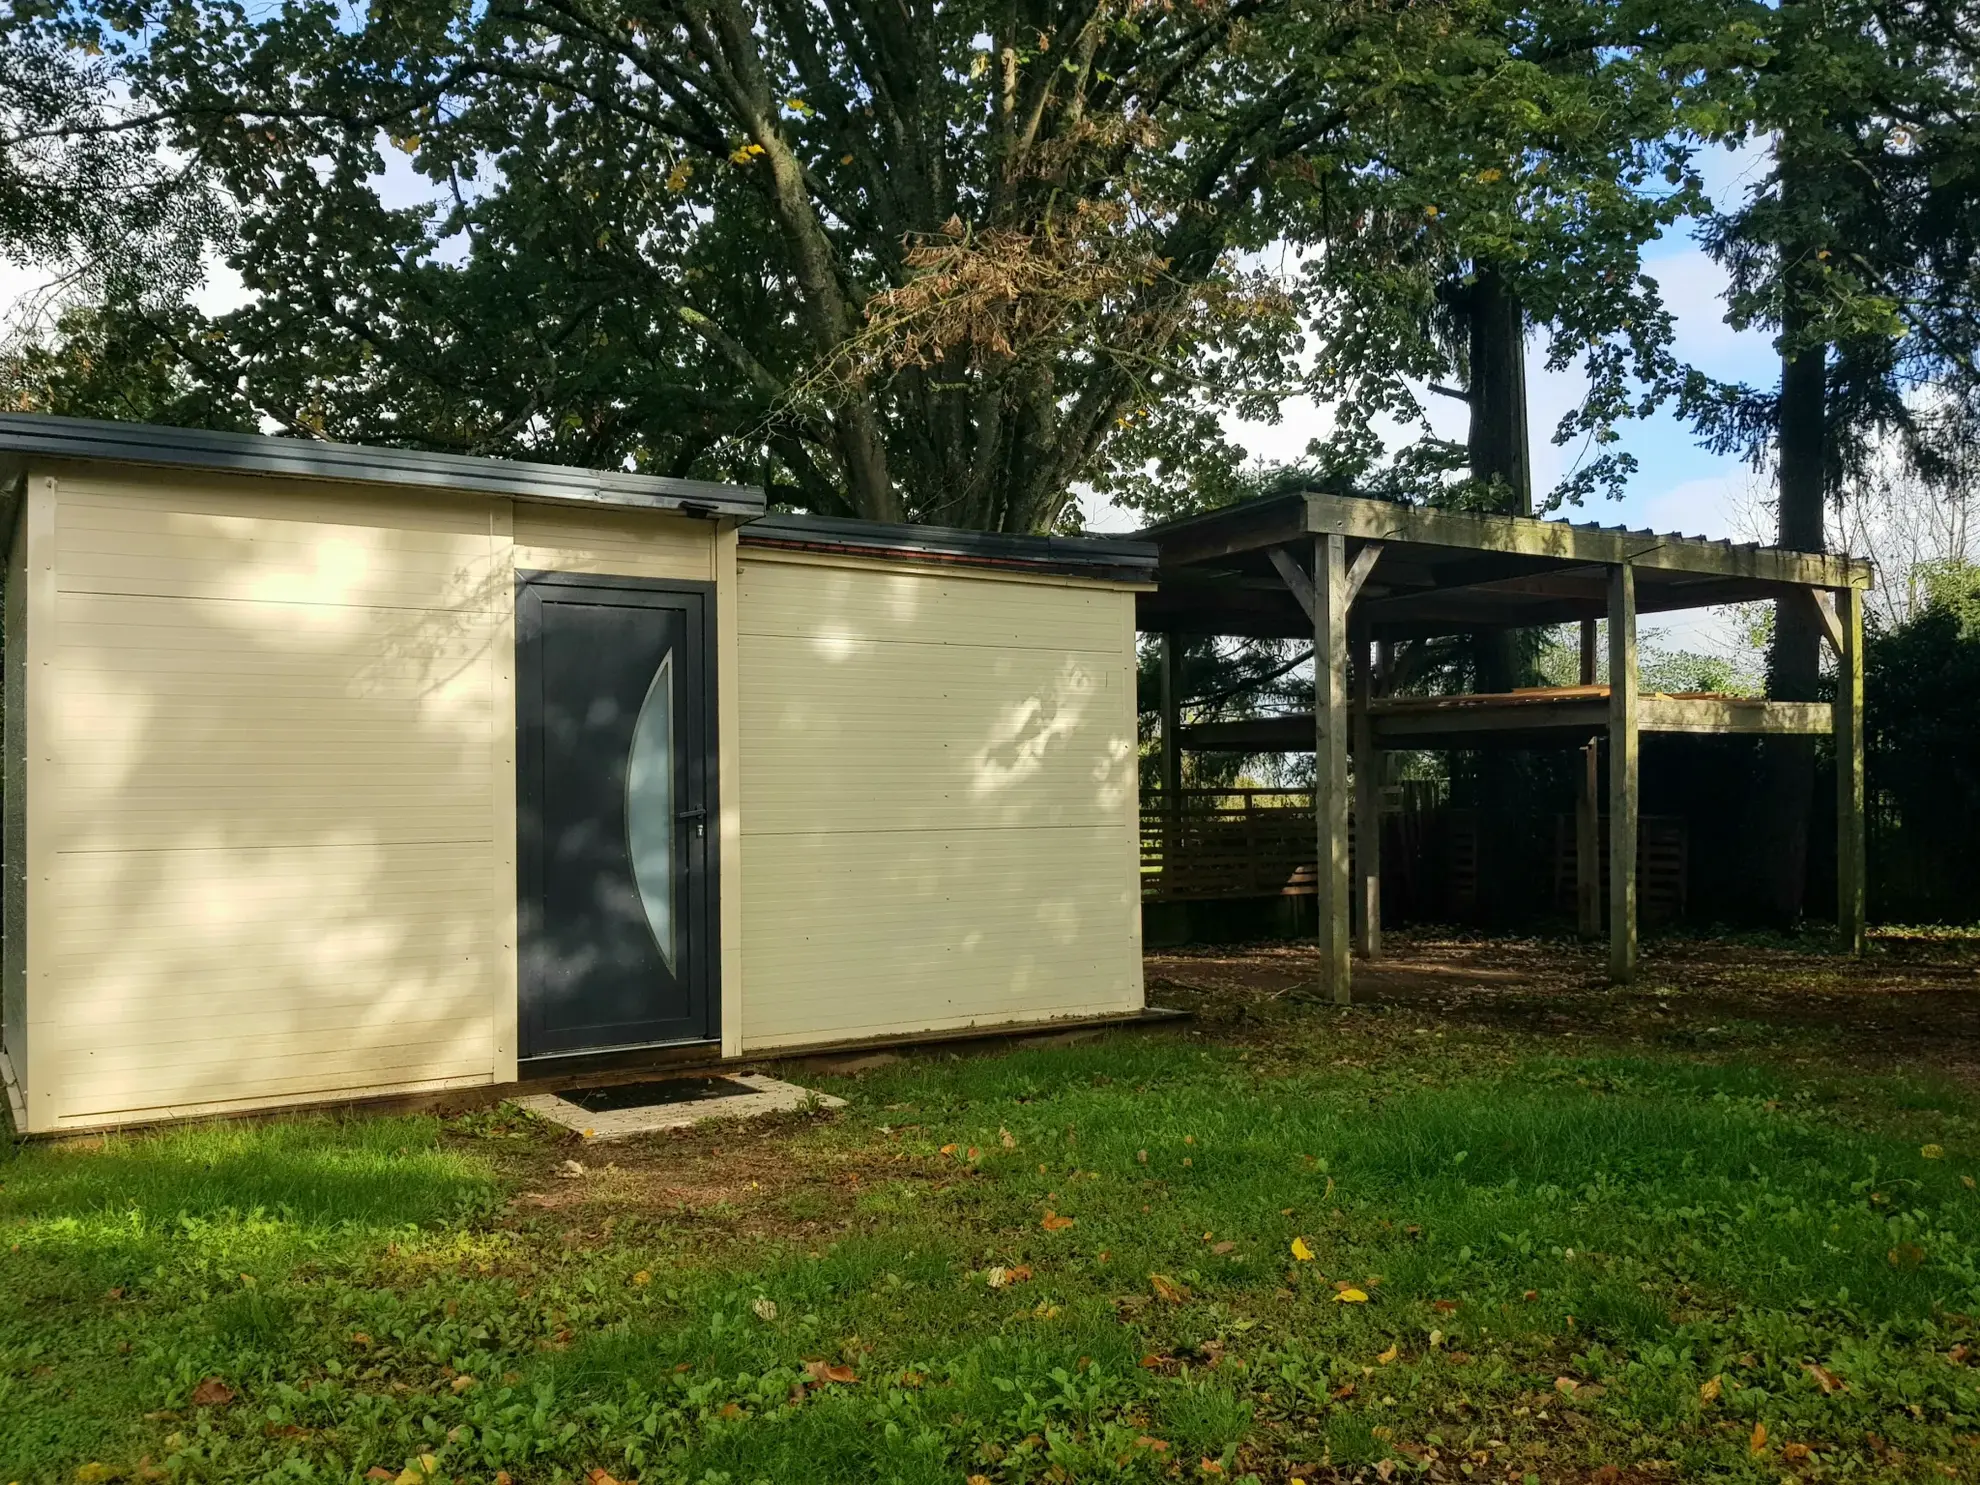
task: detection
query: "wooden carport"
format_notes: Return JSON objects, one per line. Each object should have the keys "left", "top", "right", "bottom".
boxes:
{"left": 1138, "top": 491, "right": 1875, "bottom": 1000}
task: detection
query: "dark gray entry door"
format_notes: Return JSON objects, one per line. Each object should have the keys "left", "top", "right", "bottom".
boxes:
{"left": 516, "top": 572, "right": 716, "bottom": 1060}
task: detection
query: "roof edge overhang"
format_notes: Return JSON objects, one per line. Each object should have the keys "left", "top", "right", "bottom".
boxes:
{"left": 0, "top": 412, "right": 767, "bottom": 519}
{"left": 740, "top": 511, "right": 1158, "bottom": 583}
{"left": 1140, "top": 489, "right": 1874, "bottom": 591}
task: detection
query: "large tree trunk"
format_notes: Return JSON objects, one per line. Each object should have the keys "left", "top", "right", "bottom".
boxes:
{"left": 1758, "top": 290, "right": 1827, "bottom": 922}
{"left": 1466, "top": 264, "right": 1534, "bottom": 693}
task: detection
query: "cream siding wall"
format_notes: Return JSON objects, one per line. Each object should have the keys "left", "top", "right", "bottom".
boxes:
{"left": 26, "top": 469, "right": 718, "bottom": 1130}
{"left": 735, "top": 554, "right": 1143, "bottom": 1048}
{"left": 2, "top": 496, "right": 29, "bottom": 1121}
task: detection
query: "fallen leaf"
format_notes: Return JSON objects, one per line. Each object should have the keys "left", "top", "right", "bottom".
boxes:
{"left": 1290, "top": 1236, "right": 1315, "bottom": 1261}
{"left": 1040, "top": 1211, "right": 1076, "bottom": 1232}
{"left": 74, "top": 1466, "right": 116, "bottom": 1484}
{"left": 752, "top": 1297, "right": 778, "bottom": 1321}
{"left": 1211, "top": 1241, "right": 1237, "bottom": 1255}
{"left": 1522, "top": 1290, "right": 1538, "bottom": 1301}
{"left": 1699, "top": 1375, "right": 1722, "bottom": 1404}
{"left": 1890, "top": 1242, "right": 1928, "bottom": 1268}
{"left": 364, "top": 1472, "right": 396, "bottom": 1482}
{"left": 1139, "top": 1353, "right": 1175, "bottom": 1370}
{"left": 1783, "top": 1443, "right": 1812, "bottom": 1462}
{"left": 986, "top": 1264, "right": 1033, "bottom": 1289}
{"left": 351, "top": 1332, "right": 372, "bottom": 1347}
{"left": 450, "top": 1375, "right": 474, "bottom": 1393}
{"left": 940, "top": 1143, "right": 959, "bottom": 1156}
{"left": 969, "top": 1477, "right": 993, "bottom": 1485}
{"left": 1555, "top": 1377, "right": 1579, "bottom": 1397}
{"left": 1923, "top": 1144, "right": 1945, "bottom": 1160}
{"left": 189, "top": 1378, "right": 234, "bottom": 1408}
{"left": 1377, "top": 1344, "right": 1399, "bottom": 1365}
{"left": 1332, "top": 1381, "right": 1357, "bottom": 1399}
{"left": 1428, "top": 1328, "right": 1444, "bottom": 1348}
{"left": 968, "top": 1146, "right": 981, "bottom": 1161}
{"left": 494, "top": 1475, "right": 512, "bottom": 1485}
{"left": 586, "top": 1472, "right": 623, "bottom": 1485}
{"left": 1150, "top": 1273, "right": 1189, "bottom": 1304}
{"left": 556, "top": 1159, "right": 585, "bottom": 1178}
{"left": 1136, "top": 1436, "right": 1170, "bottom": 1453}
{"left": 898, "top": 1369, "right": 926, "bottom": 1387}
{"left": 805, "top": 1360, "right": 857, "bottom": 1385}
{"left": 1000, "top": 1128, "right": 1017, "bottom": 1149}
{"left": 1750, "top": 1421, "right": 1769, "bottom": 1456}
{"left": 1803, "top": 1362, "right": 1847, "bottom": 1395}
{"left": 719, "top": 1402, "right": 744, "bottom": 1419}
{"left": 631, "top": 1270, "right": 651, "bottom": 1286}
{"left": 1200, "top": 1460, "right": 1224, "bottom": 1476}
{"left": 1137, "top": 1149, "right": 1149, "bottom": 1164}
{"left": 1334, "top": 1288, "right": 1369, "bottom": 1304}
{"left": 1432, "top": 1299, "right": 1458, "bottom": 1313}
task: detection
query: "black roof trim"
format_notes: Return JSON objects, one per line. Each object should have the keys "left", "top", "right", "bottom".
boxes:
{"left": 0, "top": 413, "right": 766, "bottom": 518}
{"left": 739, "top": 511, "right": 1158, "bottom": 582}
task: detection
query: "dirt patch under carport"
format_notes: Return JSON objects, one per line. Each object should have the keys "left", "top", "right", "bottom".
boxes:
{"left": 1146, "top": 928, "right": 1980, "bottom": 1080}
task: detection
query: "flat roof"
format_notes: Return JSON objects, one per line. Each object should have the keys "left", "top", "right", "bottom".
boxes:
{"left": 0, "top": 412, "right": 768, "bottom": 519}
{"left": 741, "top": 512, "right": 1156, "bottom": 583}
{"left": 0, "top": 413, "right": 1159, "bottom": 581}
{"left": 1140, "top": 491, "right": 1874, "bottom": 639}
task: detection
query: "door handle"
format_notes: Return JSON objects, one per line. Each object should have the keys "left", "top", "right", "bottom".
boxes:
{"left": 677, "top": 805, "right": 708, "bottom": 838}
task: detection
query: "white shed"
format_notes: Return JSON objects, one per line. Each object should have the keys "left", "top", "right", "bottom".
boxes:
{"left": 0, "top": 414, "right": 1152, "bottom": 1134}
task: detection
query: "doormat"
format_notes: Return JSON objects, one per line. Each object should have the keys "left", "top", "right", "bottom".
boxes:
{"left": 514, "top": 1072, "right": 844, "bottom": 1141}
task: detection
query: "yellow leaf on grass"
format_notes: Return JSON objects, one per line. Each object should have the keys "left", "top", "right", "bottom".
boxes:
{"left": 1000, "top": 1128, "right": 1018, "bottom": 1149}
{"left": 1200, "top": 1460, "right": 1225, "bottom": 1476}
{"left": 631, "top": 1270, "right": 651, "bottom": 1286}
{"left": 1377, "top": 1344, "right": 1399, "bottom": 1364}
{"left": 1333, "top": 1288, "right": 1369, "bottom": 1304}
{"left": 1699, "top": 1375, "right": 1722, "bottom": 1403}
{"left": 1783, "top": 1443, "right": 1812, "bottom": 1462}
{"left": 1150, "top": 1273, "right": 1189, "bottom": 1304}
{"left": 1290, "top": 1237, "right": 1315, "bottom": 1261}
{"left": 1041, "top": 1211, "right": 1076, "bottom": 1232}
{"left": 1922, "top": 1144, "right": 1945, "bottom": 1160}
{"left": 1750, "top": 1421, "right": 1768, "bottom": 1455}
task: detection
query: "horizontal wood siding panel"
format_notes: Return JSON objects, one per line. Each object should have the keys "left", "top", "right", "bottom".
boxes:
{"left": 738, "top": 637, "right": 1133, "bottom": 834}
{"left": 739, "top": 557, "right": 1124, "bottom": 652}
{"left": 737, "top": 559, "right": 1142, "bottom": 1049}
{"left": 40, "top": 474, "right": 508, "bottom": 1122}
{"left": 513, "top": 504, "right": 712, "bottom": 580}
{"left": 740, "top": 825, "right": 1139, "bottom": 1043}
{"left": 55, "top": 476, "right": 503, "bottom": 610}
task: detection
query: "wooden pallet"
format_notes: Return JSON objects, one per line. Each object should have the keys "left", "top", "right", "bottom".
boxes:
{"left": 1551, "top": 813, "right": 1688, "bottom": 923}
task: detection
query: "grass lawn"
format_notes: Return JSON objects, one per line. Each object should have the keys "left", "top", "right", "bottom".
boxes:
{"left": 7, "top": 934, "right": 1980, "bottom": 1484}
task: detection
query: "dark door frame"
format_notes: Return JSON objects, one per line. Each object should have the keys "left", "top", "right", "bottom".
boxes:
{"left": 515, "top": 569, "right": 720, "bottom": 1066}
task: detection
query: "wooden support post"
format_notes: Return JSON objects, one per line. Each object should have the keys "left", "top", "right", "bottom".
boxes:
{"left": 1607, "top": 563, "right": 1639, "bottom": 983}
{"left": 1158, "top": 633, "right": 1182, "bottom": 802}
{"left": 1353, "top": 633, "right": 1382, "bottom": 960}
{"left": 1314, "top": 534, "right": 1352, "bottom": 1004}
{"left": 1159, "top": 633, "right": 1182, "bottom": 895}
{"left": 1575, "top": 615, "right": 1602, "bottom": 940}
{"left": 1576, "top": 739, "right": 1601, "bottom": 939}
{"left": 1835, "top": 586, "right": 1866, "bottom": 954}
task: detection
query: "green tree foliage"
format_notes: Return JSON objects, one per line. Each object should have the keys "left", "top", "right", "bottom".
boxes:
{"left": 16, "top": 0, "right": 1726, "bottom": 533}
{"left": 1865, "top": 561, "right": 1980, "bottom": 921}
{"left": 0, "top": 8, "right": 221, "bottom": 318}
